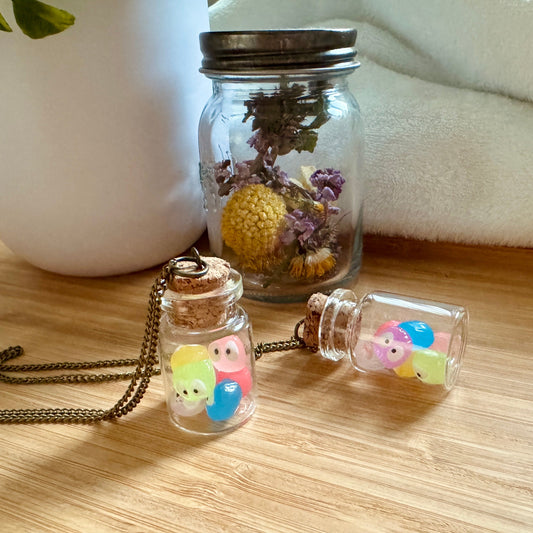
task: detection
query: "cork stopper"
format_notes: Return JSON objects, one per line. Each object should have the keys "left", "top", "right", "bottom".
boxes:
{"left": 168, "top": 256, "right": 231, "bottom": 294}
{"left": 302, "top": 293, "right": 328, "bottom": 351}
{"left": 303, "top": 289, "right": 360, "bottom": 361}
{"left": 165, "top": 256, "right": 241, "bottom": 329}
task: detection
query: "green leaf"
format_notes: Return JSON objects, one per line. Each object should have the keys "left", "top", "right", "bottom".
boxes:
{"left": 293, "top": 130, "right": 318, "bottom": 154}
{"left": 12, "top": 0, "right": 75, "bottom": 39}
{"left": 0, "top": 11, "right": 13, "bottom": 32}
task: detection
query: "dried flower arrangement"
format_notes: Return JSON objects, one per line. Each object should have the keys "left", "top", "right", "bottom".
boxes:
{"left": 213, "top": 83, "right": 347, "bottom": 283}
{"left": 0, "top": 0, "right": 75, "bottom": 39}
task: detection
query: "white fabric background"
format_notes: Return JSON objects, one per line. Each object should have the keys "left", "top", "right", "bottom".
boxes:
{"left": 210, "top": 0, "right": 533, "bottom": 247}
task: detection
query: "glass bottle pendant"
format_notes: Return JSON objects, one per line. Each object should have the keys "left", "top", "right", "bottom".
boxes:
{"left": 303, "top": 289, "right": 468, "bottom": 390}
{"left": 159, "top": 253, "right": 256, "bottom": 434}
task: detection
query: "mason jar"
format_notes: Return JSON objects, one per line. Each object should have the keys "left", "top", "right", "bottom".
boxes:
{"left": 304, "top": 289, "right": 468, "bottom": 391}
{"left": 159, "top": 254, "right": 256, "bottom": 434}
{"left": 198, "top": 29, "right": 363, "bottom": 302}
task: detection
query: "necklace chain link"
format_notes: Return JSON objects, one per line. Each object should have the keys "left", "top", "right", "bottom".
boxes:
{"left": 0, "top": 264, "right": 168, "bottom": 424}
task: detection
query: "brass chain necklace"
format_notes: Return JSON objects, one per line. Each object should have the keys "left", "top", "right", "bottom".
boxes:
{"left": 0, "top": 254, "right": 305, "bottom": 424}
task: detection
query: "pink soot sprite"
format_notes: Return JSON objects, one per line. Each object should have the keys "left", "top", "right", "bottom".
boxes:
{"left": 208, "top": 335, "right": 252, "bottom": 397}
{"left": 372, "top": 319, "right": 436, "bottom": 372}
{"left": 372, "top": 320, "right": 413, "bottom": 369}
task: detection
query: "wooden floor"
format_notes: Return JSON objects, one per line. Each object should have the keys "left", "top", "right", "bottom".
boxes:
{"left": 0, "top": 235, "right": 531, "bottom": 532}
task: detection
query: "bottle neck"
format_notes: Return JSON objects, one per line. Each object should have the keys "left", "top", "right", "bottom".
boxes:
{"left": 211, "top": 73, "right": 350, "bottom": 98}
{"left": 162, "top": 269, "right": 243, "bottom": 330}
{"left": 318, "top": 289, "right": 361, "bottom": 361}
{"left": 162, "top": 294, "right": 238, "bottom": 330}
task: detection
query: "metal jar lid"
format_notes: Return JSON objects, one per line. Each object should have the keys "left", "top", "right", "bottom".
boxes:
{"left": 199, "top": 29, "right": 359, "bottom": 76}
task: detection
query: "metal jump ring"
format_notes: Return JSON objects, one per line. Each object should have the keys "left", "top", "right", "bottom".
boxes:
{"left": 168, "top": 247, "right": 209, "bottom": 279}
{"left": 293, "top": 318, "right": 305, "bottom": 343}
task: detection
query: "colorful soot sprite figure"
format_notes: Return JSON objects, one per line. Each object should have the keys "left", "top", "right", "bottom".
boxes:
{"left": 170, "top": 344, "right": 216, "bottom": 417}
{"left": 301, "top": 289, "right": 467, "bottom": 391}
{"left": 208, "top": 335, "right": 253, "bottom": 396}
{"left": 170, "top": 335, "right": 252, "bottom": 422}
{"left": 371, "top": 320, "right": 447, "bottom": 384}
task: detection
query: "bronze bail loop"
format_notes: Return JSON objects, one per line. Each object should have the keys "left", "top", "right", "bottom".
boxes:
{"left": 168, "top": 247, "right": 209, "bottom": 279}
{"left": 294, "top": 319, "right": 305, "bottom": 344}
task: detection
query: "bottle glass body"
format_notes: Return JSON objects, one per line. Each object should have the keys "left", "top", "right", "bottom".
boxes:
{"left": 159, "top": 271, "right": 256, "bottom": 434}
{"left": 319, "top": 289, "right": 468, "bottom": 390}
{"left": 199, "top": 74, "right": 363, "bottom": 302}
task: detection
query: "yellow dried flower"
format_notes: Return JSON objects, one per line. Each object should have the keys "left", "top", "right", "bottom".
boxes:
{"left": 221, "top": 184, "right": 287, "bottom": 272}
{"left": 289, "top": 248, "right": 336, "bottom": 279}
{"left": 313, "top": 201, "right": 325, "bottom": 214}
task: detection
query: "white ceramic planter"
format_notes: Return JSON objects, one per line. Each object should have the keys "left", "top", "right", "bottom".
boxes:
{"left": 0, "top": 0, "right": 210, "bottom": 276}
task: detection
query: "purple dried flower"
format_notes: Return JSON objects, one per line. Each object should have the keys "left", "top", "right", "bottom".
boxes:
{"left": 213, "top": 159, "right": 264, "bottom": 196}
{"left": 247, "top": 131, "right": 271, "bottom": 155}
{"left": 319, "top": 186, "right": 336, "bottom": 202}
{"left": 310, "top": 168, "right": 345, "bottom": 202}
{"left": 234, "top": 161, "right": 251, "bottom": 180}
{"left": 249, "top": 162, "right": 293, "bottom": 194}
{"left": 281, "top": 209, "right": 321, "bottom": 246}
{"left": 214, "top": 160, "right": 231, "bottom": 185}
{"left": 273, "top": 166, "right": 292, "bottom": 188}
{"left": 233, "top": 161, "right": 262, "bottom": 190}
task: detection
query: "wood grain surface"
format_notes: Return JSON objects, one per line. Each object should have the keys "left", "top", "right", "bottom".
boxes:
{"left": 0, "top": 235, "right": 531, "bottom": 532}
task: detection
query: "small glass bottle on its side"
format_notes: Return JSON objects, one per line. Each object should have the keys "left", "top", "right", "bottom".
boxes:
{"left": 304, "top": 289, "right": 468, "bottom": 390}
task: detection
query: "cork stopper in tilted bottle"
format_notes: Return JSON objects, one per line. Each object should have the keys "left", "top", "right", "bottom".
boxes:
{"left": 302, "top": 293, "right": 328, "bottom": 351}
{"left": 302, "top": 290, "right": 360, "bottom": 361}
